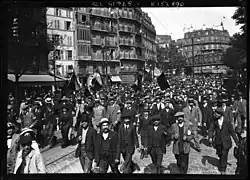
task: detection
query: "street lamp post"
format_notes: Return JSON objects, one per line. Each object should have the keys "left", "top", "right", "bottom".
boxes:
{"left": 53, "top": 50, "right": 57, "bottom": 91}
{"left": 191, "top": 37, "right": 194, "bottom": 77}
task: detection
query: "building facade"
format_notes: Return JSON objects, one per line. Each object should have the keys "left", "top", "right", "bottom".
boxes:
{"left": 156, "top": 35, "right": 172, "bottom": 48}
{"left": 179, "top": 28, "right": 230, "bottom": 74}
{"left": 46, "top": 7, "right": 76, "bottom": 77}
{"left": 73, "top": 8, "right": 157, "bottom": 84}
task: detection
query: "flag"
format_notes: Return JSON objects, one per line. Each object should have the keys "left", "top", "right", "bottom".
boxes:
{"left": 69, "top": 72, "right": 81, "bottom": 91}
{"left": 62, "top": 72, "right": 81, "bottom": 97}
{"left": 157, "top": 72, "right": 170, "bottom": 90}
{"left": 87, "top": 74, "right": 103, "bottom": 93}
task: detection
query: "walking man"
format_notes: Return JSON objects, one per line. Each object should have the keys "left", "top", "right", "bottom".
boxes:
{"left": 117, "top": 113, "right": 139, "bottom": 173}
{"left": 171, "top": 112, "right": 194, "bottom": 174}
{"left": 146, "top": 115, "right": 168, "bottom": 174}
{"left": 76, "top": 113, "right": 96, "bottom": 173}
{"left": 93, "top": 118, "right": 120, "bottom": 174}
{"left": 208, "top": 108, "right": 239, "bottom": 174}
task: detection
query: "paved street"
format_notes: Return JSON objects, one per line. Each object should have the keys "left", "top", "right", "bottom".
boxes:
{"left": 43, "top": 130, "right": 245, "bottom": 174}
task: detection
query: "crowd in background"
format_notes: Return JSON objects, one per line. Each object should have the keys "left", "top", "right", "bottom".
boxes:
{"left": 7, "top": 74, "right": 247, "bottom": 174}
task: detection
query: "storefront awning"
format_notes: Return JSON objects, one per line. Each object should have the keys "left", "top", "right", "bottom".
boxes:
{"left": 8, "top": 74, "right": 67, "bottom": 83}
{"left": 110, "top": 76, "right": 122, "bottom": 82}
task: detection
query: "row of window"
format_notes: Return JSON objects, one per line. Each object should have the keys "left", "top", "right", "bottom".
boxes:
{"left": 53, "top": 49, "right": 73, "bottom": 60}
{"left": 183, "top": 36, "right": 230, "bottom": 45}
{"left": 50, "top": 34, "right": 73, "bottom": 46}
{"left": 50, "top": 20, "right": 72, "bottom": 31}
{"left": 54, "top": 8, "right": 72, "bottom": 18}
{"left": 183, "top": 44, "right": 229, "bottom": 51}
{"left": 92, "top": 35, "right": 117, "bottom": 46}
{"left": 185, "top": 30, "right": 229, "bottom": 39}
{"left": 77, "top": 29, "right": 91, "bottom": 41}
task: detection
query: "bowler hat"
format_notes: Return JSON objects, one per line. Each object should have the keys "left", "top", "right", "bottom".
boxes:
{"left": 151, "top": 115, "right": 161, "bottom": 121}
{"left": 210, "top": 99, "right": 217, "bottom": 104}
{"left": 18, "top": 133, "right": 33, "bottom": 145}
{"left": 121, "top": 112, "right": 131, "bottom": 119}
{"left": 143, "top": 107, "right": 149, "bottom": 112}
{"left": 79, "top": 114, "right": 89, "bottom": 123}
{"left": 125, "top": 99, "right": 132, "bottom": 104}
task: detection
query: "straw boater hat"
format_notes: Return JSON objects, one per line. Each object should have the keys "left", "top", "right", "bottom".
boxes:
{"left": 99, "top": 118, "right": 110, "bottom": 126}
{"left": 45, "top": 97, "right": 52, "bottom": 104}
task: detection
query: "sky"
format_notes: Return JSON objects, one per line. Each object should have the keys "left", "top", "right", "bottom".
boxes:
{"left": 142, "top": 7, "right": 241, "bottom": 40}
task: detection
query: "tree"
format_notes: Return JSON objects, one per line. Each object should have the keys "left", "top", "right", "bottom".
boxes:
{"left": 222, "top": 0, "right": 246, "bottom": 72}
{"left": 7, "top": 6, "right": 50, "bottom": 107}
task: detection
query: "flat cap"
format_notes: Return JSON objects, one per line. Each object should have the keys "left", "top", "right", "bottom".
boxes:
{"left": 121, "top": 112, "right": 132, "bottom": 119}
{"left": 151, "top": 115, "right": 161, "bottom": 121}
{"left": 210, "top": 99, "right": 218, "bottom": 104}
{"left": 174, "top": 112, "right": 185, "bottom": 117}
{"left": 214, "top": 108, "right": 224, "bottom": 116}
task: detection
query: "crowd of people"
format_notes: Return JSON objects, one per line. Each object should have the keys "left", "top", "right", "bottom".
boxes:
{"left": 6, "top": 74, "right": 247, "bottom": 175}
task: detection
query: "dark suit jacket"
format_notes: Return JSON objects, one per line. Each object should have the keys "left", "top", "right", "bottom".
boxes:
{"left": 117, "top": 123, "right": 139, "bottom": 155}
{"left": 208, "top": 117, "right": 239, "bottom": 150}
{"left": 160, "top": 108, "right": 175, "bottom": 127}
{"left": 76, "top": 126, "right": 96, "bottom": 160}
{"left": 237, "top": 99, "right": 247, "bottom": 118}
{"left": 200, "top": 105, "right": 213, "bottom": 126}
{"left": 94, "top": 131, "right": 118, "bottom": 164}
{"left": 121, "top": 107, "right": 137, "bottom": 124}
{"left": 151, "top": 103, "right": 164, "bottom": 116}
{"left": 223, "top": 106, "right": 233, "bottom": 124}
{"left": 138, "top": 116, "right": 150, "bottom": 135}
{"left": 171, "top": 121, "right": 194, "bottom": 154}
{"left": 146, "top": 124, "right": 168, "bottom": 154}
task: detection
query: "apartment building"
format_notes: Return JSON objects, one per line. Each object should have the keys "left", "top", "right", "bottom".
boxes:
{"left": 141, "top": 12, "right": 157, "bottom": 72}
{"left": 46, "top": 7, "right": 76, "bottom": 77}
{"left": 180, "top": 28, "right": 230, "bottom": 74}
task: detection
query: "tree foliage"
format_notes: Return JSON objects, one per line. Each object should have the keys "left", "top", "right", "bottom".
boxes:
{"left": 222, "top": 0, "right": 246, "bottom": 70}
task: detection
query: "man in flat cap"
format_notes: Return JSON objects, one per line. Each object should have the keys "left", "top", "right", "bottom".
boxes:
{"left": 171, "top": 112, "right": 193, "bottom": 174}
{"left": 14, "top": 132, "right": 46, "bottom": 174}
{"left": 92, "top": 118, "right": 120, "bottom": 174}
{"left": 182, "top": 96, "right": 202, "bottom": 151}
{"left": 138, "top": 107, "right": 151, "bottom": 159}
{"left": 121, "top": 98, "right": 138, "bottom": 126}
{"left": 75, "top": 113, "right": 96, "bottom": 173}
{"left": 208, "top": 107, "right": 239, "bottom": 175}
{"left": 92, "top": 99, "right": 106, "bottom": 133}
{"left": 200, "top": 96, "right": 213, "bottom": 138}
{"left": 105, "top": 96, "right": 121, "bottom": 132}
{"left": 237, "top": 92, "right": 247, "bottom": 134}
{"left": 117, "top": 113, "right": 139, "bottom": 173}
{"left": 58, "top": 105, "right": 73, "bottom": 148}
{"left": 151, "top": 96, "right": 165, "bottom": 116}
{"left": 220, "top": 99, "right": 233, "bottom": 129}
{"left": 146, "top": 114, "right": 168, "bottom": 174}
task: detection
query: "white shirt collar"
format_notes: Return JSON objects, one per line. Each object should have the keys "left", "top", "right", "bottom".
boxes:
{"left": 102, "top": 132, "right": 109, "bottom": 140}
{"left": 154, "top": 126, "right": 158, "bottom": 131}
{"left": 178, "top": 122, "right": 184, "bottom": 127}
